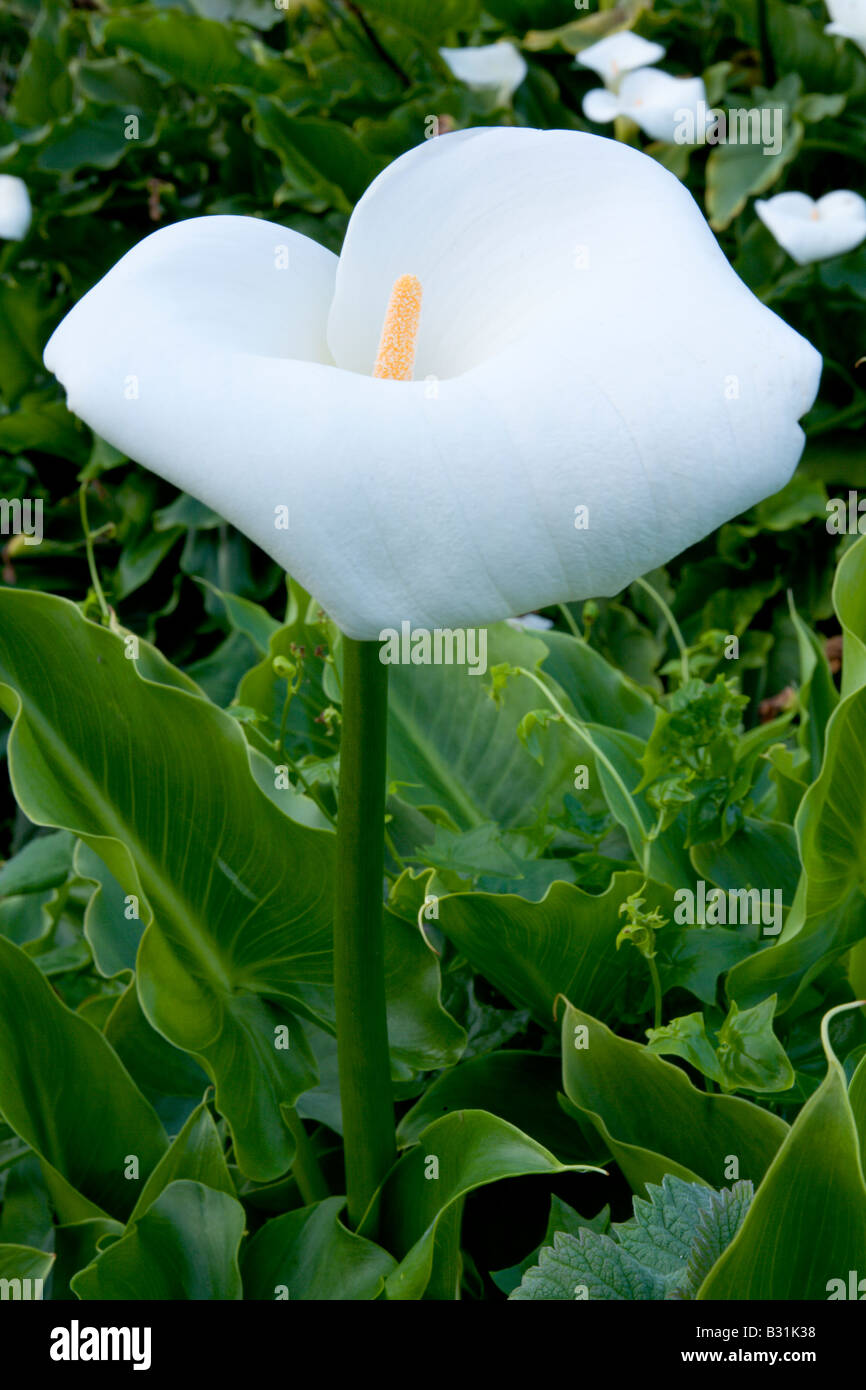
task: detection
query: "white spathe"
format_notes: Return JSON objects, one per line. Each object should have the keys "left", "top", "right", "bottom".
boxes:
{"left": 825, "top": 0, "right": 866, "bottom": 57}
{"left": 44, "top": 128, "right": 821, "bottom": 640}
{"left": 575, "top": 32, "right": 665, "bottom": 90}
{"left": 439, "top": 43, "right": 528, "bottom": 105}
{"left": 755, "top": 190, "right": 866, "bottom": 265}
{"left": 583, "top": 68, "right": 710, "bottom": 143}
{"left": 507, "top": 613, "right": 555, "bottom": 631}
{"left": 0, "top": 175, "right": 31, "bottom": 241}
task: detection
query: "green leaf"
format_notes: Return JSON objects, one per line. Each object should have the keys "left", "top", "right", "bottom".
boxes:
{"left": 646, "top": 1013, "right": 725, "bottom": 1087}
{"left": 561, "top": 1001, "right": 787, "bottom": 1192}
{"left": 71, "top": 1180, "right": 245, "bottom": 1300}
{"left": 835, "top": 533, "right": 866, "bottom": 700}
{"left": 366, "top": 1109, "right": 598, "bottom": 1300}
{"left": 388, "top": 623, "right": 576, "bottom": 831}
{"left": 241, "top": 1196, "right": 396, "bottom": 1300}
{"left": 0, "top": 832, "right": 74, "bottom": 896}
{"left": 788, "top": 595, "right": 839, "bottom": 778}
{"left": 0, "top": 1243, "right": 55, "bottom": 1293}
{"left": 678, "top": 1182, "right": 755, "bottom": 1298}
{"left": 535, "top": 629, "right": 656, "bottom": 738}
{"left": 0, "top": 935, "right": 168, "bottom": 1222}
{"left": 103, "top": 12, "right": 287, "bottom": 93}
{"left": 706, "top": 78, "right": 802, "bottom": 230}
{"left": 698, "top": 1005, "right": 866, "bottom": 1298}
{"left": 75, "top": 839, "right": 141, "bottom": 978}
{"left": 727, "top": 543, "right": 866, "bottom": 1012}
{"left": 104, "top": 982, "right": 211, "bottom": 1131}
{"left": 129, "top": 1101, "right": 235, "bottom": 1223}
{"left": 438, "top": 874, "right": 669, "bottom": 1030}
{"left": 197, "top": 579, "right": 280, "bottom": 657}
{"left": 250, "top": 102, "right": 384, "bottom": 209}
{"left": 8, "top": 0, "right": 73, "bottom": 127}
{"left": 716, "top": 997, "right": 795, "bottom": 1094}
{"left": 0, "top": 1153, "right": 53, "bottom": 1250}
{"left": 0, "top": 588, "right": 461, "bottom": 1181}
{"left": 510, "top": 1175, "right": 752, "bottom": 1301}
{"left": 361, "top": 0, "right": 480, "bottom": 40}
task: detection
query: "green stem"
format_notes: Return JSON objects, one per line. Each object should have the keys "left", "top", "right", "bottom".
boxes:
{"left": 334, "top": 636, "right": 396, "bottom": 1230}
{"left": 558, "top": 602, "right": 583, "bottom": 641}
{"left": 285, "top": 1109, "right": 330, "bottom": 1206}
{"left": 756, "top": 0, "right": 775, "bottom": 87}
{"left": 648, "top": 954, "right": 663, "bottom": 1031}
{"left": 632, "top": 576, "right": 690, "bottom": 686}
{"left": 79, "top": 482, "right": 110, "bottom": 621}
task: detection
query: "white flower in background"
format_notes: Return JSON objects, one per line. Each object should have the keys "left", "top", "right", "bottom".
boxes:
{"left": 755, "top": 191, "right": 866, "bottom": 265}
{"left": 575, "top": 32, "right": 665, "bottom": 91}
{"left": 583, "top": 69, "right": 710, "bottom": 143}
{"left": 507, "top": 613, "right": 555, "bottom": 630}
{"left": 45, "top": 128, "right": 820, "bottom": 640}
{"left": 439, "top": 43, "right": 528, "bottom": 106}
{"left": 0, "top": 175, "right": 31, "bottom": 241}
{"left": 824, "top": 0, "right": 866, "bottom": 58}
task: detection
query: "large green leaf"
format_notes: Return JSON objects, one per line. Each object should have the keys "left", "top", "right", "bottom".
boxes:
{"left": 698, "top": 1005, "right": 866, "bottom": 1298}
{"left": 438, "top": 874, "right": 669, "bottom": 1030}
{"left": 387, "top": 624, "right": 576, "bottom": 830}
{"left": 103, "top": 12, "right": 288, "bottom": 93}
{"left": 241, "top": 1196, "right": 396, "bottom": 1300}
{"left": 0, "top": 589, "right": 461, "bottom": 1183}
{"left": 835, "top": 532, "right": 866, "bottom": 699}
{"left": 0, "top": 935, "right": 167, "bottom": 1222}
{"left": 533, "top": 629, "right": 656, "bottom": 739}
{"left": 71, "top": 1180, "right": 245, "bottom": 1300}
{"left": 362, "top": 0, "right": 480, "bottom": 40}
{"left": 560, "top": 1001, "right": 787, "bottom": 1192}
{"left": 727, "top": 539, "right": 866, "bottom": 1010}
{"left": 367, "top": 1110, "right": 599, "bottom": 1300}
{"left": 0, "top": 1243, "right": 55, "bottom": 1293}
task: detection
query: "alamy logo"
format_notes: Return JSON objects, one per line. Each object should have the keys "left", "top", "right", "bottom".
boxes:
{"left": 0, "top": 497, "right": 43, "bottom": 546}
{"left": 673, "top": 880, "right": 782, "bottom": 935}
{"left": 827, "top": 1271, "right": 866, "bottom": 1299}
{"left": 0, "top": 1276, "right": 43, "bottom": 1299}
{"left": 378, "top": 621, "right": 487, "bottom": 675}
{"left": 49, "top": 1320, "right": 152, "bottom": 1372}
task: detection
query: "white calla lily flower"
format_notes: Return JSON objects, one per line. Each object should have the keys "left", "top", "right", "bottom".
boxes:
{"left": 825, "top": 0, "right": 866, "bottom": 56}
{"left": 755, "top": 190, "right": 866, "bottom": 265}
{"left": 575, "top": 32, "right": 666, "bottom": 91}
{"left": 0, "top": 175, "right": 32, "bottom": 241}
{"left": 507, "top": 613, "right": 555, "bottom": 631}
{"left": 583, "top": 68, "right": 710, "bottom": 143}
{"left": 44, "top": 128, "right": 820, "bottom": 640}
{"left": 439, "top": 42, "right": 528, "bottom": 106}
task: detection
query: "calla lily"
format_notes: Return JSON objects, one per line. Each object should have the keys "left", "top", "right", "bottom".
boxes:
{"left": 439, "top": 42, "right": 527, "bottom": 106}
{"left": 0, "top": 175, "right": 31, "bottom": 241}
{"left": 575, "top": 32, "right": 665, "bottom": 91}
{"left": 44, "top": 128, "right": 820, "bottom": 640}
{"left": 583, "top": 69, "right": 710, "bottom": 143}
{"left": 755, "top": 190, "right": 866, "bottom": 266}
{"left": 825, "top": 0, "right": 866, "bottom": 57}
{"left": 507, "top": 613, "right": 555, "bottom": 631}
